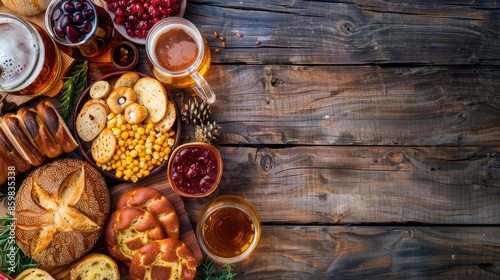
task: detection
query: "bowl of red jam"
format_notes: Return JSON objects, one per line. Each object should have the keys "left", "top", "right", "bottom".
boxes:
{"left": 167, "top": 142, "right": 222, "bottom": 198}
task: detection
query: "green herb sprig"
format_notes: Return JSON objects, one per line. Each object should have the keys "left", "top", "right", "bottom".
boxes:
{"left": 200, "top": 256, "right": 236, "bottom": 280}
{"left": 59, "top": 61, "right": 89, "bottom": 121}
{"left": 0, "top": 213, "right": 39, "bottom": 275}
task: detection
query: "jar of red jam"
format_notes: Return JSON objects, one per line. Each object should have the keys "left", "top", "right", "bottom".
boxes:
{"left": 167, "top": 142, "right": 222, "bottom": 197}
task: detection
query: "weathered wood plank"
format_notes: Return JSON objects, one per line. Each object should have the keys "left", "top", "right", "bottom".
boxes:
{"left": 181, "top": 0, "right": 500, "bottom": 65}
{"left": 183, "top": 146, "right": 500, "bottom": 225}
{"left": 230, "top": 226, "right": 500, "bottom": 279}
{"left": 160, "top": 64, "right": 500, "bottom": 146}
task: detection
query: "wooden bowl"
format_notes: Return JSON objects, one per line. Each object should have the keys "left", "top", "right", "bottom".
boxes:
{"left": 111, "top": 41, "right": 139, "bottom": 71}
{"left": 73, "top": 71, "right": 181, "bottom": 182}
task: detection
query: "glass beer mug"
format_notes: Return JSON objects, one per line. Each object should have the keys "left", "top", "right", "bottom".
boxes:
{"left": 0, "top": 13, "right": 63, "bottom": 96}
{"left": 146, "top": 17, "right": 216, "bottom": 104}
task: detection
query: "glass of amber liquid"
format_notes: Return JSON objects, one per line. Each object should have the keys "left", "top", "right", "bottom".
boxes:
{"left": 0, "top": 13, "right": 62, "bottom": 97}
{"left": 196, "top": 195, "right": 261, "bottom": 263}
{"left": 146, "top": 17, "right": 216, "bottom": 104}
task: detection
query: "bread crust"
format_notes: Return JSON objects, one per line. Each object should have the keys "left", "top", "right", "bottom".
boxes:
{"left": 70, "top": 253, "right": 120, "bottom": 280}
{"left": 0, "top": 128, "right": 31, "bottom": 173}
{"left": 36, "top": 100, "right": 78, "bottom": 153}
{"left": 17, "top": 107, "right": 63, "bottom": 158}
{"left": 15, "top": 158, "right": 109, "bottom": 266}
{"left": 1, "top": 113, "right": 47, "bottom": 166}
{"left": 105, "top": 207, "right": 166, "bottom": 266}
{"left": 115, "top": 186, "right": 180, "bottom": 239}
{"left": 129, "top": 238, "right": 197, "bottom": 280}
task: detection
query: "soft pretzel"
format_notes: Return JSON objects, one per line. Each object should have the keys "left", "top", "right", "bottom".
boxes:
{"left": 105, "top": 207, "right": 166, "bottom": 266}
{"left": 115, "top": 186, "right": 180, "bottom": 239}
{"left": 129, "top": 238, "right": 196, "bottom": 280}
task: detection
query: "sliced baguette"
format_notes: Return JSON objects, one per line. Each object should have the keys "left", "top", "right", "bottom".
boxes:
{"left": 70, "top": 253, "right": 120, "bottom": 280}
{"left": 14, "top": 268, "right": 54, "bottom": 280}
{"left": 133, "top": 77, "right": 167, "bottom": 124}
{"left": 76, "top": 100, "right": 108, "bottom": 142}
{"left": 154, "top": 100, "right": 177, "bottom": 132}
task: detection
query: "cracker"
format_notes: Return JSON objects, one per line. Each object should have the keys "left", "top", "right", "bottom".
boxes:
{"left": 91, "top": 128, "right": 116, "bottom": 164}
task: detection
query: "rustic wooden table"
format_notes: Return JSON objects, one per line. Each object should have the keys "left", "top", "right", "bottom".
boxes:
{"left": 3, "top": 0, "right": 500, "bottom": 279}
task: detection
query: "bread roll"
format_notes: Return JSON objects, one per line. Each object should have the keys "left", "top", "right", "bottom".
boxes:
{"left": 15, "top": 158, "right": 110, "bottom": 266}
{"left": 13, "top": 268, "right": 54, "bottom": 280}
{"left": 36, "top": 100, "right": 78, "bottom": 153}
{"left": 1, "top": 113, "right": 47, "bottom": 166}
{"left": 129, "top": 238, "right": 197, "bottom": 280}
{"left": 115, "top": 186, "right": 180, "bottom": 239}
{"left": 0, "top": 127, "right": 31, "bottom": 174}
{"left": 105, "top": 207, "right": 166, "bottom": 266}
{"left": 70, "top": 253, "right": 120, "bottom": 280}
{"left": 17, "top": 107, "right": 63, "bottom": 158}
{"left": 116, "top": 187, "right": 180, "bottom": 238}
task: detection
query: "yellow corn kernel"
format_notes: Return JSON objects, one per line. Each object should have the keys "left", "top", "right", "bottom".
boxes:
{"left": 146, "top": 122, "right": 154, "bottom": 130}
{"left": 132, "top": 166, "right": 139, "bottom": 173}
{"left": 137, "top": 127, "right": 145, "bottom": 135}
{"left": 167, "top": 137, "right": 175, "bottom": 147}
{"left": 115, "top": 171, "right": 123, "bottom": 178}
{"left": 121, "top": 131, "right": 129, "bottom": 139}
{"left": 131, "top": 175, "right": 139, "bottom": 183}
{"left": 141, "top": 170, "right": 150, "bottom": 176}
{"left": 163, "top": 147, "right": 171, "bottom": 155}
{"left": 130, "top": 150, "right": 138, "bottom": 158}
{"left": 111, "top": 128, "right": 121, "bottom": 136}
{"left": 146, "top": 135, "right": 155, "bottom": 143}
{"left": 169, "top": 130, "right": 176, "bottom": 137}
{"left": 125, "top": 156, "right": 133, "bottom": 164}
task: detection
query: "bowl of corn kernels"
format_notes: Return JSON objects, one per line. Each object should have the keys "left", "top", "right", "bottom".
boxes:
{"left": 73, "top": 71, "right": 181, "bottom": 183}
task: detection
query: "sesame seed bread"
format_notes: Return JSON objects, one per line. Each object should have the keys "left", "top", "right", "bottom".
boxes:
{"left": 14, "top": 158, "right": 110, "bottom": 266}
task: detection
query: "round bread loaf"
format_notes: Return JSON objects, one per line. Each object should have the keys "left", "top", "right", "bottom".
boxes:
{"left": 115, "top": 186, "right": 180, "bottom": 239}
{"left": 105, "top": 207, "right": 166, "bottom": 266}
{"left": 1, "top": 0, "right": 51, "bottom": 16}
{"left": 15, "top": 158, "right": 110, "bottom": 266}
{"left": 129, "top": 238, "right": 197, "bottom": 280}
{"left": 70, "top": 253, "right": 120, "bottom": 280}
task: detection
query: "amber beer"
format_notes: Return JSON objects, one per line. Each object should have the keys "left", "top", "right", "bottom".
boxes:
{"left": 146, "top": 17, "right": 216, "bottom": 104}
{"left": 197, "top": 195, "right": 261, "bottom": 263}
{"left": 0, "top": 14, "right": 62, "bottom": 96}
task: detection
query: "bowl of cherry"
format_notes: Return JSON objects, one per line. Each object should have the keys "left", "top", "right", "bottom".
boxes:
{"left": 103, "top": 0, "right": 186, "bottom": 45}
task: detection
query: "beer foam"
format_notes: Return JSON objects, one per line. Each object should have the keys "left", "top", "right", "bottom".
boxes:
{"left": 0, "top": 18, "right": 39, "bottom": 89}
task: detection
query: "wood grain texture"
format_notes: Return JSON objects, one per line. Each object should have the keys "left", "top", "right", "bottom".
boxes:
{"left": 130, "top": 63, "right": 500, "bottom": 147}
{"left": 183, "top": 146, "right": 500, "bottom": 225}
{"left": 181, "top": 0, "right": 500, "bottom": 65}
{"left": 232, "top": 226, "right": 500, "bottom": 279}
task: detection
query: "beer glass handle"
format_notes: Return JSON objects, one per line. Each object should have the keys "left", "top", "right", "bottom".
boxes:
{"left": 191, "top": 72, "right": 216, "bottom": 104}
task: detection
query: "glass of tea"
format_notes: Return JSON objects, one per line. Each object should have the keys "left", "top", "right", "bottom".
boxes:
{"left": 196, "top": 195, "right": 261, "bottom": 263}
{"left": 45, "top": 0, "right": 114, "bottom": 61}
{"left": 0, "top": 13, "right": 63, "bottom": 97}
{"left": 146, "top": 17, "right": 216, "bottom": 104}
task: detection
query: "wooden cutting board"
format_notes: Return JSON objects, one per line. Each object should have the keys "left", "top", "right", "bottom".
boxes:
{"left": 39, "top": 171, "right": 203, "bottom": 279}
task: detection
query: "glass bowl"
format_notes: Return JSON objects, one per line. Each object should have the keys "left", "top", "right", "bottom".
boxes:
{"left": 196, "top": 195, "right": 261, "bottom": 263}
{"left": 167, "top": 142, "right": 222, "bottom": 197}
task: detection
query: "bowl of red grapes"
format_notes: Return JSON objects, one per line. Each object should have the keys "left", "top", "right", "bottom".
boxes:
{"left": 104, "top": 0, "right": 186, "bottom": 44}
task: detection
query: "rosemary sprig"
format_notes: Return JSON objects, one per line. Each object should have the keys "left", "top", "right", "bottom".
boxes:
{"left": 59, "top": 61, "right": 89, "bottom": 121}
{"left": 200, "top": 256, "right": 236, "bottom": 280}
{"left": 0, "top": 214, "right": 39, "bottom": 275}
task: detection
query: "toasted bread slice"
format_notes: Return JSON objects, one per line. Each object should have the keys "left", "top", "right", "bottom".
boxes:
{"left": 76, "top": 100, "right": 108, "bottom": 142}
{"left": 154, "top": 100, "right": 177, "bottom": 132}
{"left": 14, "top": 268, "right": 54, "bottom": 280}
{"left": 91, "top": 128, "right": 117, "bottom": 164}
{"left": 70, "top": 253, "right": 120, "bottom": 280}
{"left": 114, "top": 72, "right": 140, "bottom": 88}
{"left": 133, "top": 77, "right": 167, "bottom": 124}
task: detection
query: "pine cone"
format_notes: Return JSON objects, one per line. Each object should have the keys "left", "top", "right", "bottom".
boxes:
{"left": 195, "top": 121, "right": 222, "bottom": 144}
{"left": 181, "top": 97, "right": 212, "bottom": 125}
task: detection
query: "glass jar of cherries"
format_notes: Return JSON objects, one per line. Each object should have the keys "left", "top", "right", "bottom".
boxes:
{"left": 45, "top": 0, "right": 114, "bottom": 61}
